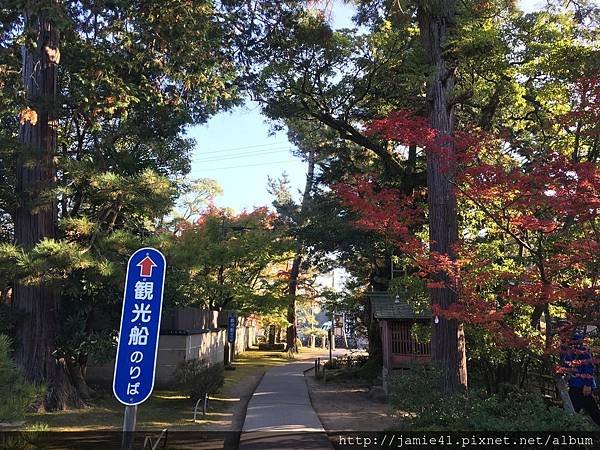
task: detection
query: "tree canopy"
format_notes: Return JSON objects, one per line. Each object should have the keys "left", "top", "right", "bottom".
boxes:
{"left": 1, "top": 0, "right": 599, "bottom": 412}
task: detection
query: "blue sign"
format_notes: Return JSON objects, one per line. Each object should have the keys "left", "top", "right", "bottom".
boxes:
{"left": 227, "top": 312, "right": 237, "bottom": 343}
{"left": 113, "top": 247, "right": 166, "bottom": 406}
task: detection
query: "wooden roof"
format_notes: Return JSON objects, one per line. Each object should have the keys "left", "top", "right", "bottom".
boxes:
{"left": 368, "top": 292, "right": 431, "bottom": 320}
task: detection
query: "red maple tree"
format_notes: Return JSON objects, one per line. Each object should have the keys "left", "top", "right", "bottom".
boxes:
{"left": 336, "top": 79, "right": 600, "bottom": 359}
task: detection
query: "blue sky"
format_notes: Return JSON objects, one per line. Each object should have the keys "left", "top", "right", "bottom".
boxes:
{"left": 187, "top": 0, "right": 542, "bottom": 213}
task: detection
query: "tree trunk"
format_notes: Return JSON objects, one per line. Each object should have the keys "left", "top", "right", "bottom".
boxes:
{"left": 286, "top": 149, "right": 316, "bottom": 351}
{"left": 66, "top": 358, "right": 95, "bottom": 401}
{"left": 417, "top": 0, "right": 467, "bottom": 392}
{"left": 366, "top": 295, "right": 383, "bottom": 363}
{"left": 366, "top": 262, "right": 390, "bottom": 364}
{"left": 13, "top": 3, "right": 83, "bottom": 410}
{"left": 286, "top": 253, "right": 302, "bottom": 351}
{"left": 268, "top": 324, "right": 276, "bottom": 345}
{"left": 543, "top": 304, "right": 575, "bottom": 413}
{"left": 556, "top": 376, "right": 576, "bottom": 415}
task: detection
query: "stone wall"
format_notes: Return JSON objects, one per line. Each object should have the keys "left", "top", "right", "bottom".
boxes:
{"left": 156, "top": 330, "right": 227, "bottom": 383}
{"left": 234, "top": 320, "right": 256, "bottom": 355}
{"left": 87, "top": 322, "right": 259, "bottom": 387}
{"left": 87, "top": 329, "right": 227, "bottom": 388}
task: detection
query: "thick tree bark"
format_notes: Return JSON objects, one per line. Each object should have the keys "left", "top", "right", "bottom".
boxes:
{"left": 417, "top": 0, "right": 468, "bottom": 392}
{"left": 286, "top": 149, "right": 316, "bottom": 351}
{"left": 13, "top": 4, "right": 83, "bottom": 410}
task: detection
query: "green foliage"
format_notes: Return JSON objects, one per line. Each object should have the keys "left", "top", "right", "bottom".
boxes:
{"left": 174, "top": 178, "right": 223, "bottom": 222}
{"left": 0, "top": 0, "right": 597, "bottom": 416}
{"left": 174, "top": 360, "right": 224, "bottom": 402}
{"left": 388, "top": 364, "right": 594, "bottom": 431}
{"left": 303, "top": 327, "right": 327, "bottom": 338}
{"left": 0, "top": 0, "right": 248, "bottom": 400}
{"left": 20, "top": 239, "right": 93, "bottom": 285}
{"left": 388, "top": 272, "right": 429, "bottom": 314}
{"left": 319, "top": 354, "right": 377, "bottom": 382}
{"left": 388, "top": 364, "right": 445, "bottom": 418}
{"left": 169, "top": 207, "right": 293, "bottom": 315}
{"left": 415, "top": 390, "right": 594, "bottom": 432}
{"left": 297, "top": 298, "right": 321, "bottom": 330}
{"left": 0, "top": 243, "right": 19, "bottom": 300}
{"left": 0, "top": 335, "right": 41, "bottom": 422}
{"left": 410, "top": 322, "right": 431, "bottom": 344}
{"left": 0, "top": 304, "right": 21, "bottom": 336}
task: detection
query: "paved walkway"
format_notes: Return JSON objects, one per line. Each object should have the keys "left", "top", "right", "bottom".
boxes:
{"left": 239, "top": 359, "right": 334, "bottom": 450}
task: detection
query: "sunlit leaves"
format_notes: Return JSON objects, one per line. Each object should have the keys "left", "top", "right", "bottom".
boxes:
{"left": 18, "top": 107, "right": 37, "bottom": 125}
{"left": 170, "top": 207, "right": 293, "bottom": 314}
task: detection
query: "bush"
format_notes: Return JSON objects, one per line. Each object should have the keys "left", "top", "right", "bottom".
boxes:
{"left": 304, "top": 328, "right": 327, "bottom": 338}
{"left": 388, "top": 364, "right": 593, "bottom": 431}
{"left": 258, "top": 343, "right": 285, "bottom": 351}
{"left": 413, "top": 390, "right": 594, "bottom": 431}
{"left": 0, "top": 335, "right": 41, "bottom": 422}
{"left": 388, "top": 363, "right": 444, "bottom": 418}
{"left": 319, "top": 355, "right": 380, "bottom": 383}
{"left": 174, "top": 360, "right": 224, "bottom": 402}
{"left": 324, "top": 354, "right": 369, "bottom": 370}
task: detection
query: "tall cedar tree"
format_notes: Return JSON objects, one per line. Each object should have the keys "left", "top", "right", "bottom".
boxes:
{"left": 417, "top": 0, "right": 467, "bottom": 391}
{"left": 14, "top": 2, "right": 83, "bottom": 410}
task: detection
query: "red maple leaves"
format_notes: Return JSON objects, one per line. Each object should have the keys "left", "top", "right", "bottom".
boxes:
{"left": 336, "top": 90, "right": 600, "bottom": 353}
{"left": 333, "top": 175, "right": 426, "bottom": 251}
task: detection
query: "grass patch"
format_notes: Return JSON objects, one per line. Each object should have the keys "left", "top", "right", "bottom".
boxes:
{"left": 25, "top": 389, "right": 196, "bottom": 431}
{"left": 25, "top": 349, "right": 290, "bottom": 431}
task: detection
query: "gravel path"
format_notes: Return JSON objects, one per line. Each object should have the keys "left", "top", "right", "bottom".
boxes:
{"left": 305, "top": 369, "right": 398, "bottom": 432}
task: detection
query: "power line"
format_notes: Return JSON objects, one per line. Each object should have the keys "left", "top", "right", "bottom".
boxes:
{"left": 194, "top": 149, "right": 289, "bottom": 163}
{"left": 193, "top": 147, "right": 292, "bottom": 163}
{"left": 195, "top": 160, "right": 298, "bottom": 171}
{"left": 195, "top": 141, "right": 288, "bottom": 155}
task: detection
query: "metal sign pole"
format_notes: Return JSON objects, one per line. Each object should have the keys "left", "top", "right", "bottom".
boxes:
{"left": 121, "top": 405, "right": 138, "bottom": 450}
{"left": 328, "top": 328, "right": 332, "bottom": 364}
{"left": 227, "top": 312, "right": 236, "bottom": 368}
